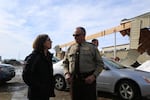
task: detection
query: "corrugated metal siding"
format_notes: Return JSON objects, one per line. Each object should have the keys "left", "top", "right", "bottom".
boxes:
{"left": 130, "top": 19, "right": 141, "bottom": 49}
{"left": 140, "top": 16, "right": 150, "bottom": 28}
{"left": 103, "top": 50, "right": 128, "bottom": 59}
{"left": 130, "top": 13, "right": 150, "bottom": 49}
{"left": 102, "top": 44, "right": 129, "bottom": 53}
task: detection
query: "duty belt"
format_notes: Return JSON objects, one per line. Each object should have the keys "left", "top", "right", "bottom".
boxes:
{"left": 73, "top": 70, "right": 94, "bottom": 79}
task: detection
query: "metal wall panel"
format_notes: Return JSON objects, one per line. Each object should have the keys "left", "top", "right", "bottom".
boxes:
{"left": 130, "top": 20, "right": 141, "bottom": 49}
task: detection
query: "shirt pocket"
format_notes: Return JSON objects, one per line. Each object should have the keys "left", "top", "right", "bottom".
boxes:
{"left": 80, "top": 50, "right": 91, "bottom": 57}
{"left": 68, "top": 52, "right": 76, "bottom": 62}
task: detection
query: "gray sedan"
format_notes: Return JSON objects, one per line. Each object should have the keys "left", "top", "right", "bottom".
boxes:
{"left": 53, "top": 57, "right": 150, "bottom": 100}
{"left": 0, "top": 63, "right": 15, "bottom": 83}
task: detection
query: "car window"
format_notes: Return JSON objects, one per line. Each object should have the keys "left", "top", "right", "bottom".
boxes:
{"left": 103, "top": 57, "right": 129, "bottom": 69}
{"left": 52, "top": 56, "right": 61, "bottom": 64}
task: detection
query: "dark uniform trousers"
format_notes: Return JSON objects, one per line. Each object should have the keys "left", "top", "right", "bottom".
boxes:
{"left": 28, "top": 87, "right": 50, "bottom": 100}
{"left": 70, "top": 71, "right": 97, "bottom": 100}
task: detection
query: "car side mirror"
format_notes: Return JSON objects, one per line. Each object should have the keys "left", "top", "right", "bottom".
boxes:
{"left": 103, "top": 65, "right": 110, "bottom": 70}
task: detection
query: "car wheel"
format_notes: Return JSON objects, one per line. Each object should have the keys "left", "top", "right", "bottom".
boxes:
{"left": 117, "top": 80, "right": 141, "bottom": 100}
{"left": 54, "top": 75, "right": 66, "bottom": 90}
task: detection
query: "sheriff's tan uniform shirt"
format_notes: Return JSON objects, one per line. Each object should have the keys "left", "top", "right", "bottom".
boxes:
{"left": 63, "top": 41, "right": 104, "bottom": 77}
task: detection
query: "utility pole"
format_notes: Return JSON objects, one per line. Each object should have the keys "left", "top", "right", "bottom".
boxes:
{"left": 114, "top": 29, "right": 116, "bottom": 58}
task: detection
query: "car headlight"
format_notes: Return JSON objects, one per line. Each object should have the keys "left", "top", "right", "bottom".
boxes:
{"left": 0, "top": 67, "right": 6, "bottom": 71}
{"left": 143, "top": 76, "right": 150, "bottom": 83}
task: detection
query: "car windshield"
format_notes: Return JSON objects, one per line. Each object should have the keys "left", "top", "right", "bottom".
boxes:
{"left": 52, "top": 56, "right": 61, "bottom": 64}
{"left": 103, "top": 57, "right": 130, "bottom": 69}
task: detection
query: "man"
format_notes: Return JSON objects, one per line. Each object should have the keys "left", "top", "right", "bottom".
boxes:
{"left": 63, "top": 27, "right": 104, "bottom": 100}
{"left": 91, "top": 38, "right": 99, "bottom": 48}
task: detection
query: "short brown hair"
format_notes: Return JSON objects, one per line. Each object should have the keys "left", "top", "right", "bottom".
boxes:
{"left": 32, "top": 34, "right": 49, "bottom": 52}
{"left": 92, "top": 39, "right": 98, "bottom": 42}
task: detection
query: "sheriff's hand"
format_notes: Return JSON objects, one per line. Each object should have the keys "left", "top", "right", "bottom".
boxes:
{"left": 85, "top": 75, "right": 96, "bottom": 84}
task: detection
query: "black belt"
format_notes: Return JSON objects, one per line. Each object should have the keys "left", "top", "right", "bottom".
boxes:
{"left": 73, "top": 70, "right": 94, "bottom": 79}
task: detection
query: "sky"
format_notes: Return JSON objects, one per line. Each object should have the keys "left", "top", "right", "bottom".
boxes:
{"left": 0, "top": 0, "right": 150, "bottom": 60}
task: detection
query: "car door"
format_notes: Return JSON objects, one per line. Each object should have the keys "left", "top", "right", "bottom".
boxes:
{"left": 96, "top": 64, "right": 117, "bottom": 93}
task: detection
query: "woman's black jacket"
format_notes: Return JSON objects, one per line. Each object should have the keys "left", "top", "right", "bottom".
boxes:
{"left": 24, "top": 50, "right": 55, "bottom": 98}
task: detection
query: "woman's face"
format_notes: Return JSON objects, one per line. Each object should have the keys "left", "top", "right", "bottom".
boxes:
{"left": 44, "top": 37, "right": 52, "bottom": 50}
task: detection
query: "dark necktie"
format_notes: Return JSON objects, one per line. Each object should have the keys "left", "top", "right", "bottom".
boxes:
{"left": 74, "top": 44, "right": 80, "bottom": 75}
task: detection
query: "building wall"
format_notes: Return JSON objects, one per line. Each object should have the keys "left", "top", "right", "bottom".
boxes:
{"left": 102, "top": 44, "right": 129, "bottom": 54}
{"left": 102, "top": 50, "right": 128, "bottom": 60}
{"left": 102, "top": 49, "right": 150, "bottom": 64}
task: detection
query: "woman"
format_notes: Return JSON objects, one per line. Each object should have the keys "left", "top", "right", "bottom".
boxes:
{"left": 24, "top": 34, "right": 55, "bottom": 100}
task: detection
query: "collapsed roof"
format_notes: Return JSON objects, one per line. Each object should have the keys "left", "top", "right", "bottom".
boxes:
{"left": 120, "top": 12, "right": 150, "bottom": 55}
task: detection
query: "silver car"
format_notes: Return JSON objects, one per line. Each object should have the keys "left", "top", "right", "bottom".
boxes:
{"left": 53, "top": 60, "right": 69, "bottom": 90}
{"left": 53, "top": 57, "right": 150, "bottom": 100}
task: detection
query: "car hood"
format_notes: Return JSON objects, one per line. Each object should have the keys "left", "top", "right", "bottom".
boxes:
{"left": 120, "top": 68, "right": 150, "bottom": 77}
{"left": 136, "top": 60, "right": 150, "bottom": 72}
{"left": 53, "top": 60, "right": 63, "bottom": 67}
{"left": 53, "top": 60, "right": 64, "bottom": 74}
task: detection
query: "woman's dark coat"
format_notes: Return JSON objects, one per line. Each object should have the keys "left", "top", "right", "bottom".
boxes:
{"left": 24, "top": 50, "right": 55, "bottom": 98}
